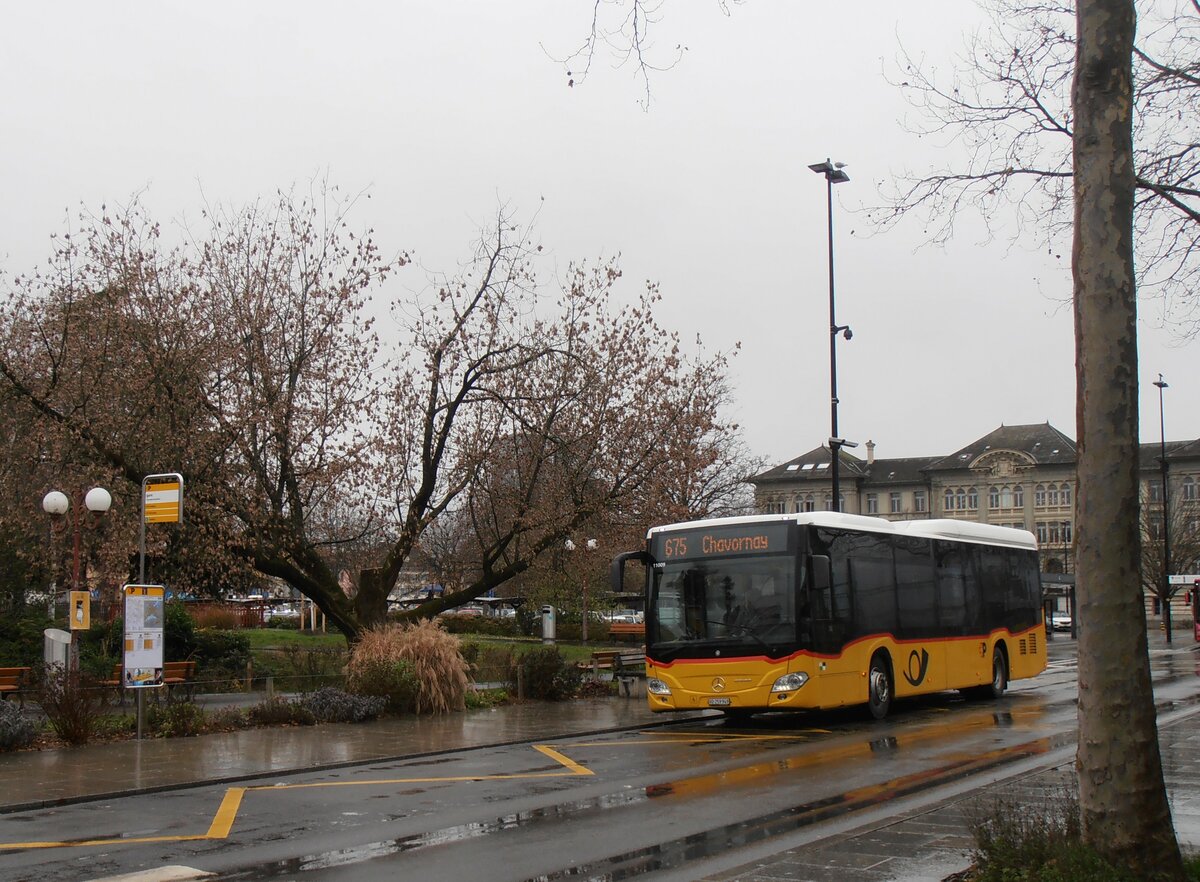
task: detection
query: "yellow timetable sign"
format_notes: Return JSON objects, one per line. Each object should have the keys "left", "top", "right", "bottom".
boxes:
{"left": 143, "top": 474, "right": 183, "bottom": 524}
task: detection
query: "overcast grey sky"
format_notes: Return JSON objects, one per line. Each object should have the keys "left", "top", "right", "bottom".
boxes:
{"left": 2, "top": 2, "right": 1195, "bottom": 466}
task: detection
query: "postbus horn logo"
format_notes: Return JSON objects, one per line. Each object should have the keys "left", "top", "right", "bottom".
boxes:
{"left": 902, "top": 648, "right": 930, "bottom": 687}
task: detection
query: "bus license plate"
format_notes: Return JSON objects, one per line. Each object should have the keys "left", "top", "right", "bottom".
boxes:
{"left": 707, "top": 697, "right": 731, "bottom": 707}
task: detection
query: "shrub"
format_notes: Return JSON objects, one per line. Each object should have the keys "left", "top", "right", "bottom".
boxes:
{"left": 346, "top": 655, "right": 419, "bottom": 713}
{"left": 300, "top": 687, "right": 386, "bottom": 723}
{"left": 147, "top": 701, "right": 208, "bottom": 738}
{"left": 964, "top": 789, "right": 1165, "bottom": 882}
{"left": 192, "top": 629, "right": 252, "bottom": 681}
{"left": 348, "top": 620, "right": 472, "bottom": 715}
{"left": 205, "top": 706, "right": 248, "bottom": 732}
{"left": 511, "top": 646, "right": 581, "bottom": 701}
{"left": 0, "top": 612, "right": 53, "bottom": 667}
{"left": 39, "top": 666, "right": 107, "bottom": 745}
{"left": 437, "top": 614, "right": 521, "bottom": 638}
{"left": 0, "top": 700, "right": 37, "bottom": 751}
{"left": 246, "top": 695, "right": 316, "bottom": 727}
{"left": 190, "top": 606, "right": 242, "bottom": 630}
{"left": 577, "top": 677, "right": 616, "bottom": 698}
{"left": 464, "top": 687, "right": 509, "bottom": 710}
{"left": 277, "top": 645, "right": 347, "bottom": 692}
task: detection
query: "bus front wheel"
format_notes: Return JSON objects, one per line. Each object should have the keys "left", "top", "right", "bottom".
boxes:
{"left": 985, "top": 647, "right": 1008, "bottom": 699}
{"left": 867, "top": 653, "right": 892, "bottom": 720}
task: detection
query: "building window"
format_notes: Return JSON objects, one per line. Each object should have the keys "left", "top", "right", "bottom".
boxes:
{"left": 989, "top": 486, "right": 1000, "bottom": 509}
{"left": 956, "top": 488, "right": 967, "bottom": 510}
{"left": 866, "top": 493, "right": 878, "bottom": 514}
{"left": 914, "top": 491, "right": 927, "bottom": 512}
{"left": 1035, "top": 484, "right": 1047, "bottom": 507}
{"left": 793, "top": 501, "right": 802, "bottom": 513}
{"left": 1061, "top": 483, "right": 1072, "bottom": 506}
{"left": 1183, "top": 477, "right": 1197, "bottom": 502}
{"left": 1061, "top": 521, "right": 1073, "bottom": 543}
{"left": 1014, "top": 485, "right": 1024, "bottom": 507}
{"left": 890, "top": 492, "right": 902, "bottom": 514}
{"left": 1149, "top": 515, "right": 1164, "bottom": 540}
{"left": 1036, "top": 522, "right": 1049, "bottom": 544}
{"left": 1048, "top": 484, "right": 1061, "bottom": 507}
{"left": 967, "top": 487, "right": 979, "bottom": 510}
{"left": 803, "top": 495, "right": 815, "bottom": 512}
{"left": 944, "top": 489, "right": 955, "bottom": 511}
{"left": 824, "top": 494, "right": 833, "bottom": 511}
{"left": 1149, "top": 481, "right": 1162, "bottom": 503}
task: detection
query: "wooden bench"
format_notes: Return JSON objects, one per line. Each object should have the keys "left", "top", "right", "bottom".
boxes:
{"left": 0, "top": 667, "right": 31, "bottom": 707}
{"left": 609, "top": 622, "right": 645, "bottom": 641}
{"left": 102, "top": 660, "right": 198, "bottom": 703}
{"left": 163, "top": 660, "right": 197, "bottom": 701}
{"left": 577, "top": 650, "right": 623, "bottom": 675}
{"left": 577, "top": 650, "right": 646, "bottom": 697}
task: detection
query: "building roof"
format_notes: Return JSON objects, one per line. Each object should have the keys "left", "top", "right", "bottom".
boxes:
{"left": 926, "top": 423, "right": 1077, "bottom": 471}
{"left": 750, "top": 445, "right": 867, "bottom": 484}
{"left": 751, "top": 423, "right": 1200, "bottom": 492}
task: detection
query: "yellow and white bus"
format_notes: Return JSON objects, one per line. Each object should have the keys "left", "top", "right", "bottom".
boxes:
{"left": 611, "top": 512, "right": 1046, "bottom": 718}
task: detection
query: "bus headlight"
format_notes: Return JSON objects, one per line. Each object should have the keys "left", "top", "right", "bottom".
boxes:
{"left": 647, "top": 678, "right": 672, "bottom": 696}
{"left": 770, "top": 672, "right": 810, "bottom": 693}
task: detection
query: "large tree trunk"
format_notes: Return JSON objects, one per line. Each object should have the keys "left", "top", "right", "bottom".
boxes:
{"left": 1072, "top": 1, "right": 1183, "bottom": 877}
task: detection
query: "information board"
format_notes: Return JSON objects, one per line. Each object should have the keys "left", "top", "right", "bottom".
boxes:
{"left": 122, "top": 584, "right": 165, "bottom": 688}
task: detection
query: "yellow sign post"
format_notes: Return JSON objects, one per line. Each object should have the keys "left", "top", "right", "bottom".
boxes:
{"left": 68, "top": 590, "right": 90, "bottom": 631}
{"left": 143, "top": 477, "right": 183, "bottom": 524}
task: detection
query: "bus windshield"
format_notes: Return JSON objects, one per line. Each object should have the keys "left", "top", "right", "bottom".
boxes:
{"left": 650, "top": 555, "right": 797, "bottom": 654}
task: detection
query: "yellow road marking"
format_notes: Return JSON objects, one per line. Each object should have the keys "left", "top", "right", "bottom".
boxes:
{"left": 205, "top": 787, "right": 245, "bottom": 839}
{"left": 533, "top": 744, "right": 594, "bottom": 776}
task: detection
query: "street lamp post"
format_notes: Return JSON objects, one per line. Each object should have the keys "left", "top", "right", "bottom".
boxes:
{"left": 810, "top": 158, "right": 852, "bottom": 512}
{"left": 42, "top": 486, "right": 112, "bottom": 663}
{"left": 1154, "top": 373, "right": 1172, "bottom": 643}
{"left": 565, "top": 538, "right": 598, "bottom": 644}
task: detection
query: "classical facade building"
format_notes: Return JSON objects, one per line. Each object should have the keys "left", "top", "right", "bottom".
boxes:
{"left": 750, "top": 423, "right": 1200, "bottom": 579}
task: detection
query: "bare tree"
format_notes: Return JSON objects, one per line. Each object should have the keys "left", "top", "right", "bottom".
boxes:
{"left": 1073, "top": 0, "right": 1185, "bottom": 875}
{"left": 875, "top": 0, "right": 1200, "bottom": 332}
{"left": 0, "top": 194, "right": 751, "bottom": 643}
{"left": 1140, "top": 489, "right": 1200, "bottom": 633}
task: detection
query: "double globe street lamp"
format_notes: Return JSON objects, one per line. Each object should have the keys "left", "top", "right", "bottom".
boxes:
{"left": 42, "top": 485, "right": 112, "bottom": 600}
{"left": 565, "top": 538, "right": 598, "bottom": 644}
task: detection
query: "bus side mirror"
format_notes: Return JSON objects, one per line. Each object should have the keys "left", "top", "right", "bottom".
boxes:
{"left": 811, "top": 555, "right": 832, "bottom": 592}
{"left": 610, "top": 550, "right": 654, "bottom": 594}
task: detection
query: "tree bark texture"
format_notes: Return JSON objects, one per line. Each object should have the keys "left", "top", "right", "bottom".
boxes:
{"left": 1072, "top": 0, "right": 1183, "bottom": 876}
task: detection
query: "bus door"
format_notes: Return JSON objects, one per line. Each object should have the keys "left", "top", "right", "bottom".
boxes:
{"left": 807, "top": 552, "right": 860, "bottom": 703}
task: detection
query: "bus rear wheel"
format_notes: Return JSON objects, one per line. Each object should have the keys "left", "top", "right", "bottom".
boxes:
{"left": 867, "top": 653, "right": 892, "bottom": 720}
{"left": 963, "top": 646, "right": 1008, "bottom": 701}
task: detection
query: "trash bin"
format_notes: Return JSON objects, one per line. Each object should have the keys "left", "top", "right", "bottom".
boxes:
{"left": 541, "top": 605, "right": 556, "bottom": 644}
{"left": 44, "top": 628, "right": 71, "bottom": 669}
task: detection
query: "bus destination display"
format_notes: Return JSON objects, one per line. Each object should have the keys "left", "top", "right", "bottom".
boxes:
{"left": 652, "top": 523, "right": 790, "bottom": 560}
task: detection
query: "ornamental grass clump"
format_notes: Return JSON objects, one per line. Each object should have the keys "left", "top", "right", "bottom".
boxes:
{"left": 347, "top": 620, "right": 471, "bottom": 715}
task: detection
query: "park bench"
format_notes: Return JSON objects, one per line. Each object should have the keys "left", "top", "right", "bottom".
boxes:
{"left": 609, "top": 622, "right": 645, "bottom": 641}
{"left": 577, "top": 649, "right": 646, "bottom": 697}
{"left": 103, "top": 659, "right": 198, "bottom": 703}
{"left": 0, "top": 667, "right": 31, "bottom": 707}
{"left": 162, "top": 660, "right": 197, "bottom": 700}
{"left": 612, "top": 650, "right": 646, "bottom": 697}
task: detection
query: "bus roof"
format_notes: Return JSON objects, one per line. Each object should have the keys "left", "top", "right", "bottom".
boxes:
{"left": 647, "top": 512, "right": 1037, "bottom": 551}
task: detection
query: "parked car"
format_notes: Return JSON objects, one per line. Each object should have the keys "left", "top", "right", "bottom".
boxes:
{"left": 1050, "top": 612, "right": 1072, "bottom": 632}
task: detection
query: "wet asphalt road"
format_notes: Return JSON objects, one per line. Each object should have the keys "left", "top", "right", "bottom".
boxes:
{"left": 3, "top": 646, "right": 1198, "bottom": 882}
